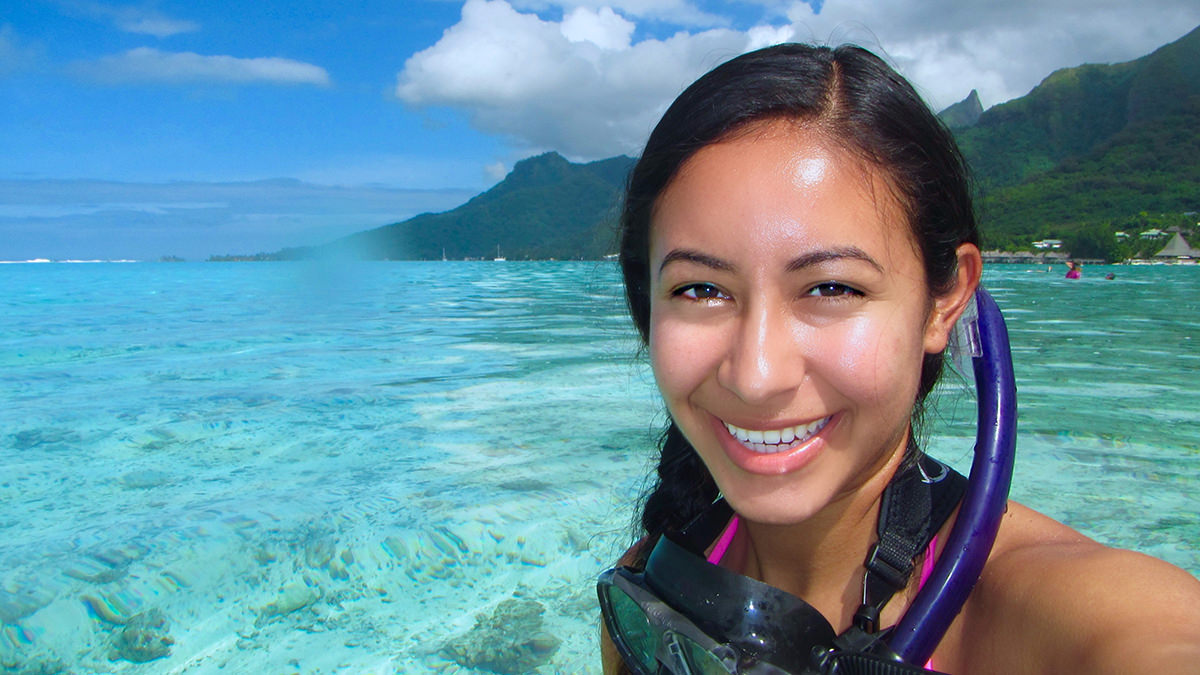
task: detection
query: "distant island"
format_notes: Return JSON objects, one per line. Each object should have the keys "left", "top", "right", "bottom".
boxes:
{"left": 209, "top": 25, "right": 1199, "bottom": 265}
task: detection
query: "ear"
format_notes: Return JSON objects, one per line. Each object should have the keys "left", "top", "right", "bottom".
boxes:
{"left": 923, "top": 243, "right": 983, "bottom": 354}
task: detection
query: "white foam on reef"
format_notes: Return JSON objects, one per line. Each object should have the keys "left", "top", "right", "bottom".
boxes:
{"left": 0, "top": 258, "right": 140, "bottom": 263}
{"left": 60, "top": 259, "right": 140, "bottom": 263}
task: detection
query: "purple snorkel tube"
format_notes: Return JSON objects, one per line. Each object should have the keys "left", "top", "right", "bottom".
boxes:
{"left": 888, "top": 288, "right": 1018, "bottom": 665}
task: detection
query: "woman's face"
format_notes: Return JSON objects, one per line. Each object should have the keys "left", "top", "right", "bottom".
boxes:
{"left": 647, "top": 122, "right": 970, "bottom": 525}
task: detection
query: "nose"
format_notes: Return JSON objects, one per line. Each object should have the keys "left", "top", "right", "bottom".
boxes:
{"left": 716, "top": 299, "right": 803, "bottom": 405}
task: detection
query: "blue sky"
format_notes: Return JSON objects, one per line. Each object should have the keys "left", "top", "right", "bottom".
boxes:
{"left": 2, "top": 0, "right": 1197, "bottom": 260}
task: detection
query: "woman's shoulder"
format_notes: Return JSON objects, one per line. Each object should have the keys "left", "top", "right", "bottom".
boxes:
{"left": 982, "top": 501, "right": 1199, "bottom": 592}
{"left": 942, "top": 501, "right": 1200, "bottom": 673}
{"left": 616, "top": 536, "right": 651, "bottom": 567}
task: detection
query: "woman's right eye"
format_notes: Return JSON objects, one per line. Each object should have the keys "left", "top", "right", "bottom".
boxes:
{"left": 673, "top": 283, "right": 728, "bottom": 302}
{"left": 804, "top": 281, "right": 862, "bottom": 299}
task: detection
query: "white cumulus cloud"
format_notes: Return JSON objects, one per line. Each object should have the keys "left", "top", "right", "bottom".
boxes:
{"left": 512, "top": 0, "right": 728, "bottom": 26}
{"left": 72, "top": 47, "right": 332, "bottom": 86}
{"left": 561, "top": 7, "right": 635, "bottom": 49}
{"left": 780, "top": 0, "right": 1200, "bottom": 109}
{"left": 395, "top": 0, "right": 1199, "bottom": 160}
{"left": 396, "top": 0, "right": 762, "bottom": 158}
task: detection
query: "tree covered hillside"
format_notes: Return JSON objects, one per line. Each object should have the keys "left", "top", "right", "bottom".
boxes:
{"left": 323, "top": 153, "right": 634, "bottom": 260}
{"left": 956, "top": 25, "right": 1200, "bottom": 252}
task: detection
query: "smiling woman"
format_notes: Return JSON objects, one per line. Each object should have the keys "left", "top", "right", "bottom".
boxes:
{"left": 647, "top": 125, "right": 968, "bottom": 522}
{"left": 600, "top": 43, "right": 1200, "bottom": 675}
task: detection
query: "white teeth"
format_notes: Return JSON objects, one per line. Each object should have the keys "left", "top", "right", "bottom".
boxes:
{"left": 723, "top": 417, "right": 829, "bottom": 454}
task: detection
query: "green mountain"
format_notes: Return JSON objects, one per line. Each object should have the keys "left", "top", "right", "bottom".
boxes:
{"left": 282, "top": 26, "right": 1197, "bottom": 262}
{"left": 956, "top": 25, "right": 1200, "bottom": 251}
{"left": 315, "top": 152, "right": 634, "bottom": 260}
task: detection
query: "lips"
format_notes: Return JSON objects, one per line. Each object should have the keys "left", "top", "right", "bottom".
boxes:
{"left": 712, "top": 414, "right": 836, "bottom": 475}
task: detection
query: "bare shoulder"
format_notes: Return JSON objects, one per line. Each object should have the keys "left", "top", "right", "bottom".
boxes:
{"left": 942, "top": 501, "right": 1200, "bottom": 674}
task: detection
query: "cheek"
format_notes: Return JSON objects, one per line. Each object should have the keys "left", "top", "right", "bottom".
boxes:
{"left": 828, "top": 317, "right": 924, "bottom": 408}
{"left": 648, "top": 314, "right": 706, "bottom": 403}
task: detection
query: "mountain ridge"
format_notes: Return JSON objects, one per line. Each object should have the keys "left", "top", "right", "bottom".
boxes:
{"left": 957, "top": 25, "right": 1200, "bottom": 190}
{"left": 266, "top": 25, "right": 1199, "bottom": 262}
{"left": 300, "top": 152, "right": 635, "bottom": 260}
{"left": 963, "top": 25, "right": 1200, "bottom": 251}
{"left": 938, "top": 89, "right": 983, "bottom": 129}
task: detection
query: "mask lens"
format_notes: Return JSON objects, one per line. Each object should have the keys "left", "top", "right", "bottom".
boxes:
{"left": 605, "top": 584, "right": 658, "bottom": 671}
{"left": 678, "top": 636, "right": 734, "bottom": 675}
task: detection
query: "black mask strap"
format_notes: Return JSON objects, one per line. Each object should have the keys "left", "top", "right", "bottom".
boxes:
{"left": 853, "top": 457, "right": 966, "bottom": 634}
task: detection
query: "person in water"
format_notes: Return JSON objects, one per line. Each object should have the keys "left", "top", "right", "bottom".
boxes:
{"left": 1064, "top": 260, "right": 1082, "bottom": 279}
{"left": 602, "top": 43, "right": 1200, "bottom": 673}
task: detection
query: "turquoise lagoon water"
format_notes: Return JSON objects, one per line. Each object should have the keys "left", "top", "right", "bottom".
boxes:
{"left": 1, "top": 261, "right": 1197, "bottom": 674}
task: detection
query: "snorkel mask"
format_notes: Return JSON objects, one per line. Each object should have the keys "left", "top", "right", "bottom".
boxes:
{"left": 599, "top": 288, "right": 1017, "bottom": 674}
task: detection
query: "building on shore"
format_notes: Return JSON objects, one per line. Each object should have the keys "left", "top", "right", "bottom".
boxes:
{"left": 981, "top": 250, "right": 1071, "bottom": 265}
{"left": 1151, "top": 232, "right": 1200, "bottom": 263}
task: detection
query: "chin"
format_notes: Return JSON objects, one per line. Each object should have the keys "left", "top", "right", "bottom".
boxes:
{"left": 720, "top": 483, "right": 831, "bottom": 526}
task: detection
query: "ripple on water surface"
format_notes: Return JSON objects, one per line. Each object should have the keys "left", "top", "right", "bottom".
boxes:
{"left": 0, "top": 262, "right": 1196, "bottom": 673}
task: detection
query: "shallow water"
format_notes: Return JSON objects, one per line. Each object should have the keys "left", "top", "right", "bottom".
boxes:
{"left": 0, "top": 261, "right": 1196, "bottom": 673}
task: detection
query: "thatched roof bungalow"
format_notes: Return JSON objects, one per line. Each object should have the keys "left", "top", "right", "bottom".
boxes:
{"left": 1153, "top": 233, "right": 1200, "bottom": 262}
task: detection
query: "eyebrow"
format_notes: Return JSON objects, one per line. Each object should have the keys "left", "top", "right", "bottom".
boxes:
{"left": 657, "top": 245, "right": 883, "bottom": 278}
{"left": 657, "top": 249, "right": 734, "bottom": 278}
{"left": 785, "top": 246, "right": 884, "bottom": 274}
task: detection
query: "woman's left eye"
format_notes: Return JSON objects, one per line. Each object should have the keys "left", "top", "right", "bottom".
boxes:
{"left": 675, "top": 283, "right": 728, "bottom": 301}
{"left": 805, "top": 281, "right": 862, "bottom": 298}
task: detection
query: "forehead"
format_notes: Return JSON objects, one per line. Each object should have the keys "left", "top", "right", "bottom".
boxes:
{"left": 649, "top": 122, "right": 917, "bottom": 267}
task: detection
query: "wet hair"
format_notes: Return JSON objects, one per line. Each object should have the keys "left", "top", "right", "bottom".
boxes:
{"left": 618, "top": 43, "right": 979, "bottom": 561}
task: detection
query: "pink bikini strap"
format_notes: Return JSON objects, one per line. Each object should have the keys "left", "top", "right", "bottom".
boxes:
{"left": 709, "top": 518, "right": 939, "bottom": 584}
{"left": 918, "top": 535, "right": 939, "bottom": 589}
{"left": 706, "top": 514, "right": 739, "bottom": 564}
